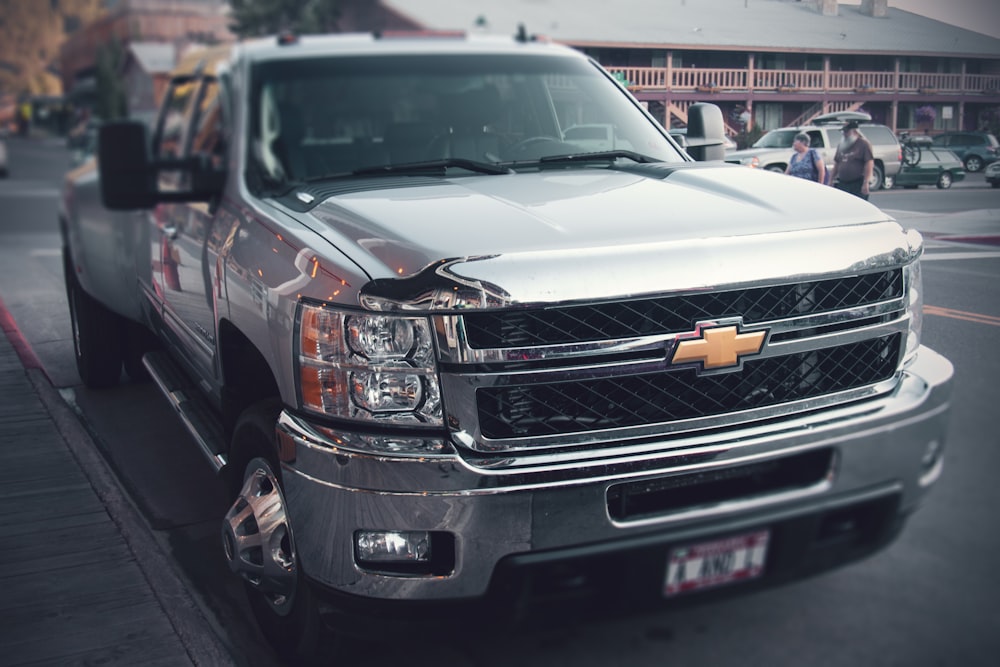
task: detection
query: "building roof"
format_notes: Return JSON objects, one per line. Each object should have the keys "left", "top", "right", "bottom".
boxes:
{"left": 382, "top": 0, "right": 1000, "bottom": 58}
{"left": 126, "top": 42, "right": 176, "bottom": 74}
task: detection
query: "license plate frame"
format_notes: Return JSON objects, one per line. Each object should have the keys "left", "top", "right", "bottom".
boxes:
{"left": 663, "top": 529, "right": 770, "bottom": 597}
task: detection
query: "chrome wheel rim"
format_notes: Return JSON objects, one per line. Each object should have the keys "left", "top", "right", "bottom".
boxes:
{"left": 222, "top": 459, "right": 298, "bottom": 616}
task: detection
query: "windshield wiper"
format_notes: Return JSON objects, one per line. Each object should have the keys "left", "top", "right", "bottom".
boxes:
{"left": 536, "top": 150, "right": 660, "bottom": 165}
{"left": 296, "top": 158, "right": 511, "bottom": 185}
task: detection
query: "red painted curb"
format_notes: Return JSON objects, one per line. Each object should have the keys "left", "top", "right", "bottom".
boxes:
{"left": 0, "top": 294, "right": 45, "bottom": 371}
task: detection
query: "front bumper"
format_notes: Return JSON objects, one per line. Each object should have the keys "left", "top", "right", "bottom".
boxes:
{"left": 279, "top": 345, "right": 952, "bottom": 602}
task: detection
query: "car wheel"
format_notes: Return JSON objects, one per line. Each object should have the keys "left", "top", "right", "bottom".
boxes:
{"left": 882, "top": 175, "right": 894, "bottom": 190}
{"left": 991, "top": 181, "right": 1000, "bottom": 189}
{"left": 63, "top": 247, "right": 123, "bottom": 388}
{"left": 867, "top": 164, "right": 884, "bottom": 191}
{"left": 964, "top": 155, "right": 983, "bottom": 172}
{"left": 222, "top": 402, "right": 329, "bottom": 665}
{"left": 766, "top": 165, "right": 785, "bottom": 174}
{"left": 936, "top": 172, "right": 953, "bottom": 189}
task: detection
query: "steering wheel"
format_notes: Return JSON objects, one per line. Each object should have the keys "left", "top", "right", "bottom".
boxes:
{"left": 506, "top": 136, "right": 570, "bottom": 159}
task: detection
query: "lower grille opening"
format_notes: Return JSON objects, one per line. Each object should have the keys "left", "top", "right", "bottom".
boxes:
{"left": 607, "top": 447, "right": 834, "bottom": 521}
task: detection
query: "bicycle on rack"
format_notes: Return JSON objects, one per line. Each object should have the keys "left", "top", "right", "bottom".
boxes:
{"left": 899, "top": 131, "right": 929, "bottom": 167}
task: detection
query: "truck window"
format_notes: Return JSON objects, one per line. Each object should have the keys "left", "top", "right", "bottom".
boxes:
{"left": 156, "top": 78, "right": 200, "bottom": 160}
{"left": 190, "top": 79, "right": 226, "bottom": 170}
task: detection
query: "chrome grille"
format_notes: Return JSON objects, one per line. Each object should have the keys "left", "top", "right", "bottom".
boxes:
{"left": 463, "top": 270, "right": 902, "bottom": 348}
{"left": 476, "top": 334, "right": 900, "bottom": 439}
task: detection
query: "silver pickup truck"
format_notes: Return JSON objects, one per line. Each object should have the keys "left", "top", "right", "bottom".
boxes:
{"left": 60, "top": 31, "right": 953, "bottom": 663}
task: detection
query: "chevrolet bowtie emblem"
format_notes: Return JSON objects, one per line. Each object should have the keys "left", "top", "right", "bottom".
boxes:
{"left": 671, "top": 323, "right": 767, "bottom": 371}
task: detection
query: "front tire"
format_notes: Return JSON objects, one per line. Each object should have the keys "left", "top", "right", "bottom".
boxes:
{"left": 222, "top": 402, "right": 327, "bottom": 665}
{"left": 936, "top": 172, "right": 953, "bottom": 189}
{"left": 868, "top": 164, "right": 884, "bottom": 191}
{"left": 63, "top": 248, "right": 123, "bottom": 388}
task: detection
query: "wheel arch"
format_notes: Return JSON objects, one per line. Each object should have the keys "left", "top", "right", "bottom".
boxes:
{"left": 217, "top": 320, "right": 282, "bottom": 491}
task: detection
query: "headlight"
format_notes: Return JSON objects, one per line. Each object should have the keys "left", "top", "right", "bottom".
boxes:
{"left": 741, "top": 156, "right": 760, "bottom": 168}
{"left": 297, "top": 302, "right": 441, "bottom": 425}
{"left": 903, "top": 238, "right": 923, "bottom": 367}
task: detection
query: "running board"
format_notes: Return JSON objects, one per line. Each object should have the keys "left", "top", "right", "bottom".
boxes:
{"left": 142, "top": 350, "right": 228, "bottom": 473}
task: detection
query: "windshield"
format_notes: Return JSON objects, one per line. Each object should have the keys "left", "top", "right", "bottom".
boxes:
{"left": 752, "top": 129, "right": 800, "bottom": 149}
{"left": 248, "top": 53, "right": 683, "bottom": 189}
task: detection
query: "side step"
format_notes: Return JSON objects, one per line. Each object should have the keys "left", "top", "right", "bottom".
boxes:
{"left": 142, "top": 349, "right": 228, "bottom": 473}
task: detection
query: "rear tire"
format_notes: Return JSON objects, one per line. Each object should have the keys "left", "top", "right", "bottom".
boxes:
{"left": 222, "top": 401, "right": 328, "bottom": 665}
{"left": 63, "top": 248, "right": 123, "bottom": 388}
{"left": 936, "top": 172, "right": 953, "bottom": 189}
{"left": 964, "top": 155, "right": 983, "bottom": 172}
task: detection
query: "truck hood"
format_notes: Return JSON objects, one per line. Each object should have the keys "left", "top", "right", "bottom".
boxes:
{"left": 292, "top": 163, "right": 912, "bottom": 308}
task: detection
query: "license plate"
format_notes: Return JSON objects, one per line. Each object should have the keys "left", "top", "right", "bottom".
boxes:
{"left": 664, "top": 530, "right": 769, "bottom": 597}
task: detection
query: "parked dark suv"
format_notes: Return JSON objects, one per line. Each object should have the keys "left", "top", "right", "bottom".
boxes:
{"left": 931, "top": 131, "right": 1000, "bottom": 172}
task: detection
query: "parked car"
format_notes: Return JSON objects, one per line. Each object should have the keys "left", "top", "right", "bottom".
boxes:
{"left": 724, "top": 111, "right": 901, "bottom": 190}
{"left": 0, "top": 136, "right": 7, "bottom": 178}
{"left": 930, "top": 131, "right": 1000, "bottom": 172}
{"left": 985, "top": 160, "right": 1000, "bottom": 188}
{"left": 891, "top": 147, "right": 965, "bottom": 189}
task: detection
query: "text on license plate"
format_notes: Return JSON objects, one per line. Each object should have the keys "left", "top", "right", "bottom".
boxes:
{"left": 664, "top": 530, "right": 770, "bottom": 597}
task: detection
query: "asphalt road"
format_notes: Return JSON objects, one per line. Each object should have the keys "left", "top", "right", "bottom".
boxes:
{"left": 1, "top": 136, "right": 998, "bottom": 666}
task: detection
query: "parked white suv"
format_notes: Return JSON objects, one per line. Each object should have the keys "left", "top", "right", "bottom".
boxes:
{"left": 726, "top": 112, "right": 903, "bottom": 190}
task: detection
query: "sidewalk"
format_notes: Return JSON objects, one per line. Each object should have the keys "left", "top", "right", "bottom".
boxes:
{"left": 0, "top": 298, "right": 235, "bottom": 666}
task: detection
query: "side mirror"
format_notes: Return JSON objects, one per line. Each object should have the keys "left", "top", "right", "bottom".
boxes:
{"left": 97, "top": 120, "right": 226, "bottom": 211}
{"left": 684, "top": 103, "right": 728, "bottom": 162}
{"left": 98, "top": 121, "right": 157, "bottom": 210}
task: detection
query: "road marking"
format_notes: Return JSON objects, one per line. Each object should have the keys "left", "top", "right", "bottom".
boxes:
{"left": 923, "top": 251, "right": 1000, "bottom": 261}
{"left": 29, "top": 248, "right": 62, "bottom": 258}
{"left": 925, "top": 305, "right": 1000, "bottom": 327}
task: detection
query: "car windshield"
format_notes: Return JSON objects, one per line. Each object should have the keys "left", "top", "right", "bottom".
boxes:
{"left": 248, "top": 53, "right": 683, "bottom": 189}
{"left": 752, "top": 129, "right": 800, "bottom": 149}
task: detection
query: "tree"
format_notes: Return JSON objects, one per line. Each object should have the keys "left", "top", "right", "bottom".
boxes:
{"left": 0, "top": 0, "right": 103, "bottom": 96}
{"left": 95, "top": 38, "right": 126, "bottom": 120}
{"left": 228, "top": 0, "right": 341, "bottom": 38}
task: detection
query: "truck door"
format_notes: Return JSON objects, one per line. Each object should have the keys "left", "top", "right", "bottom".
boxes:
{"left": 153, "top": 74, "right": 228, "bottom": 381}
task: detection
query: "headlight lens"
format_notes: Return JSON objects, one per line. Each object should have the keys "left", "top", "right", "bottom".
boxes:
{"left": 297, "top": 303, "right": 441, "bottom": 425}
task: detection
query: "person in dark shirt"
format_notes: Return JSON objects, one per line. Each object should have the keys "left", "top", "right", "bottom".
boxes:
{"left": 830, "top": 120, "right": 874, "bottom": 200}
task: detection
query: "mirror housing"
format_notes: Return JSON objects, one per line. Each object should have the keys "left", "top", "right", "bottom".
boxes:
{"left": 98, "top": 120, "right": 226, "bottom": 211}
{"left": 683, "top": 103, "right": 728, "bottom": 162}
{"left": 98, "top": 121, "right": 157, "bottom": 210}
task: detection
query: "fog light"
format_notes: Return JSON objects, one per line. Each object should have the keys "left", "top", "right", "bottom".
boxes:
{"left": 356, "top": 530, "right": 431, "bottom": 563}
{"left": 919, "top": 439, "right": 944, "bottom": 487}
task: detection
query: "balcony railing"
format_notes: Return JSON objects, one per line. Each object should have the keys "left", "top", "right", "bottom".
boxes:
{"left": 607, "top": 67, "right": 1000, "bottom": 95}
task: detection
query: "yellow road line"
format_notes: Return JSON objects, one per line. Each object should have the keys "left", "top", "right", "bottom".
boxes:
{"left": 924, "top": 305, "right": 1000, "bottom": 326}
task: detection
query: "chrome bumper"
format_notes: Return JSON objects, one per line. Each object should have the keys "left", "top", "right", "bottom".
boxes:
{"left": 279, "top": 345, "right": 952, "bottom": 601}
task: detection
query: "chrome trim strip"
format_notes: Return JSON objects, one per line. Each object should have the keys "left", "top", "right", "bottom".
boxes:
{"left": 436, "top": 298, "right": 905, "bottom": 365}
